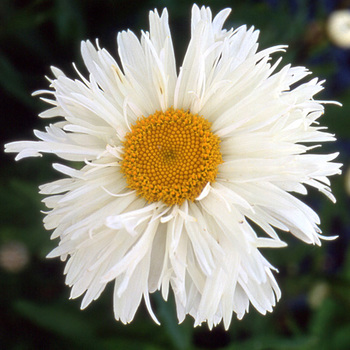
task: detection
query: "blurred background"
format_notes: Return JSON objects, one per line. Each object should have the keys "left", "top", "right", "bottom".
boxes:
{"left": 1, "top": 0, "right": 350, "bottom": 349}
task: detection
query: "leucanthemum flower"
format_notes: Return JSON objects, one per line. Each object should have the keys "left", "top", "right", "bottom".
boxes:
{"left": 5, "top": 5, "right": 341, "bottom": 329}
{"left": 327, "top": 9, "right": 350, "bottom": 48}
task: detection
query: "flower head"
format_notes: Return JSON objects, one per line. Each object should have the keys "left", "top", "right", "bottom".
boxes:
{"left": 327, "top": 9, "right": 350, "bottom": 48}
{"left": 5, "top": 5, "right": 341, "bottom": 329}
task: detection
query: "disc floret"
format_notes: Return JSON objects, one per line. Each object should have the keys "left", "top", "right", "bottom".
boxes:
{"left": 121, "top": 108, "right": 222, "bottom": 205}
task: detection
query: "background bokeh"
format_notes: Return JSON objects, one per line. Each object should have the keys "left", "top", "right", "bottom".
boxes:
{"left": 1, "top": 0, "right": 350, "bottom": 349}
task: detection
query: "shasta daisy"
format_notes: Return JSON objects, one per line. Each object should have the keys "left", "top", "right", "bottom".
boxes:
{"left": 5, "top": 4, "right": 341, "bottom": 329}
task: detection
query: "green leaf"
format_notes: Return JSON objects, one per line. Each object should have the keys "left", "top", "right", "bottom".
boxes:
{"left": 54, "top": 0, "right": 84, "bottom": 43}
{"left": 13, "top": 299, "right": 104, "bottom": 348}
{"left": 0, "top": 54, "right": 36, "bottom": 108}
{"left": 154, "top": 292, "right": 192, "bottom": 350}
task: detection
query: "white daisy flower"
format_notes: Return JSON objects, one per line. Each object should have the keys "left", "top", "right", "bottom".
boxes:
{"left": 327, "top": 9, "right": 350, "bottom": 48}
{"left": 5, "top": 5, "right": 341, "bottom": 329}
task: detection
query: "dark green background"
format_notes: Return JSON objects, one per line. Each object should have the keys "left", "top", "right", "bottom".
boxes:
{"left": 1, "top": 0, "right": 350, "bottom": 349}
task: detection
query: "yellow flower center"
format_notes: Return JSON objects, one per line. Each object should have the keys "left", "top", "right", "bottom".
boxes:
{"left": 121, "top": 108, "right": 223, "bottom": 206}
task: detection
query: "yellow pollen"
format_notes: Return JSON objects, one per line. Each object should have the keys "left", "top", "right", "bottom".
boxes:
{"left": 121, "top": 108, "right": 223, "bottom": 206}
